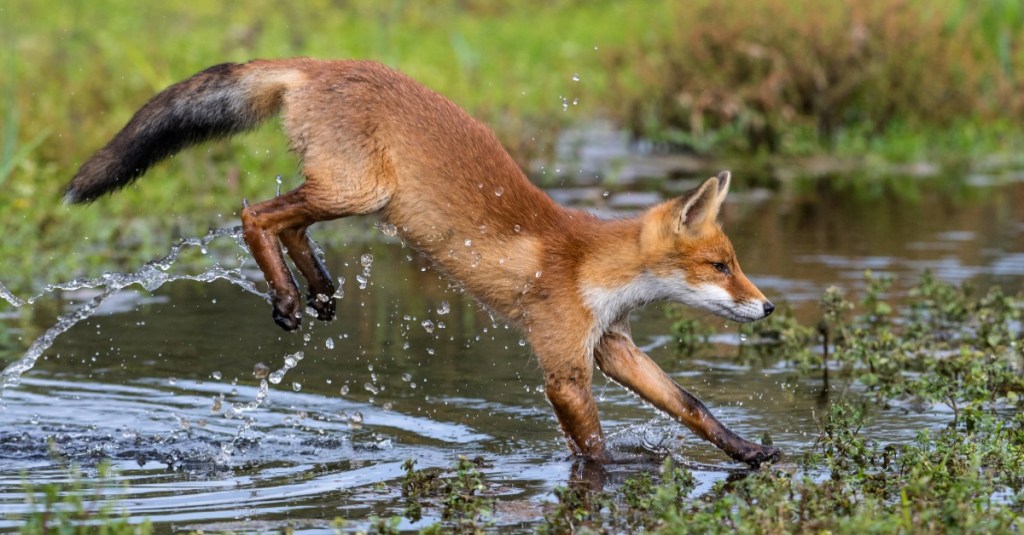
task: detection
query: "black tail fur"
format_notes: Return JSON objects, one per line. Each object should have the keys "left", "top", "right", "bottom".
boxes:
{"left": 65, "top": 62, "right": 273, "bottom": 203}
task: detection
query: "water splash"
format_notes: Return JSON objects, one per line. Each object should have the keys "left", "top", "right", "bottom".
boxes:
{"left": 0, "top": 226, "right": 269, "bottom": 397}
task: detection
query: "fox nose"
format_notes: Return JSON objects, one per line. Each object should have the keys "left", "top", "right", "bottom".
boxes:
{"left": 763, "top": 301, "right": 775, "bottom": 317}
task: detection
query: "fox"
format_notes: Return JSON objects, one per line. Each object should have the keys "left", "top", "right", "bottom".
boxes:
{"left": 65, "top": 58, "right": 780, "bottom": 467}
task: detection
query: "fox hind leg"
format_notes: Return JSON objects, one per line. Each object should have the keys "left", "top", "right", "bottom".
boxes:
{"left": 241, "top": 187, "right": 326, "bottom": 330}
{"left": 241, "top": 160, "right": 395, "bottom": 330}
{"left": 279, "top": 225, "right": 336, "bottom": 322}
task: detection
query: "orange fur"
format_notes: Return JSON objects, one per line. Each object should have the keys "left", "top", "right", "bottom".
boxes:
{"left": 68, "top": 59, "right": 779, "bottom": 466}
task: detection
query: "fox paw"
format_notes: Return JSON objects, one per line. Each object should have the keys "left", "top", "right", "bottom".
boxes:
{"left": 271, "top": 294, "right": 302, "bottom": 331}
{"left": 735, "top": 446, "right": 782, "bottom": 468}
{"left": 307, "top": 292, "right": 336, "bottom": 322}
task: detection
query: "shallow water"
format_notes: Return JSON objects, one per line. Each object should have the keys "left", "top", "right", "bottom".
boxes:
{"left": 1, "top": 164, "right": 1022, "bottom": 531}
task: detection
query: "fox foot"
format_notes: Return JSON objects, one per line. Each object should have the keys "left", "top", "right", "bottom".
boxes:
{"left": 271, "top": 292, "right": 302, "bottom": 331}
{"left": 306, "top": 290, "right": 336, "bottom": 322}
{"left": 729, "top": 444, "right": 782, "bottom": 468}
{"left": 271, "top": 290, "right": 337, "bottom": 331}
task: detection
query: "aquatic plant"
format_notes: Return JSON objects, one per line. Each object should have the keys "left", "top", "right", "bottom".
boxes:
{"left": 15, "top": 462, "right": 151, "bottom": 535}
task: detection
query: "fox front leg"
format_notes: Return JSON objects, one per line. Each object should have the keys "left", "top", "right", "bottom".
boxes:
{"left": 594, "top": 329, "right": 780, "bottom": 467}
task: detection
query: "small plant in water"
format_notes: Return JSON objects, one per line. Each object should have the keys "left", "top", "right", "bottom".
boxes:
{"left": 551, "top": 271, "right": 1024, "bottom": 533}
{"left": 399, "top": 456, "right": 495, "bottom": 532}
{"left": 16, "top": 461, "right": 151, "bottom": 534}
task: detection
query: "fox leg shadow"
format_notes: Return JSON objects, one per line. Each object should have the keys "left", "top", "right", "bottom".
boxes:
{"left": 594, "top": 328, "right": 780, "bottom": 468}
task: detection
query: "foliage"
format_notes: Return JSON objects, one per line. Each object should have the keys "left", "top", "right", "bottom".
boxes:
{"left": 1, "top": 0, "right": 1022, "bottom": 296}
{"left": 665, "top": 305, "right": 714, "bottom": 356}
{"left": 602, "top": 0, "right": 1024, "bottom": 156}
{"left": 15, "top": 462, "right": 151, "bottom": 535}
{"left": 562, "top": 271, "right": 1024, "bottom": 534}
{"left": 398, "top": 456, "right": 494, "bottom": 532}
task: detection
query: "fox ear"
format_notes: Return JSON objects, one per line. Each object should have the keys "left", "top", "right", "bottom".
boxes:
{"left": 714, "top": 170, "right": 731, "bottom": 204}
{"left": 673, "top": 174, "right": 724, "bottom": 234}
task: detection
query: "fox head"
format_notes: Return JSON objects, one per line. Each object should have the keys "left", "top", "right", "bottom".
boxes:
{"left": 640, "top": 171, "right": 774, "bottom": 322}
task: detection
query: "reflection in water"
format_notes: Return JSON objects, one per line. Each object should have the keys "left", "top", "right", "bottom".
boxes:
{"left": 0, "top": 173, "right": 1022, "bottom": 529}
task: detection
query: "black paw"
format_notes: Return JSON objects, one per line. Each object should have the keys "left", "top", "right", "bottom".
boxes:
{"left": 271, "top": 294, "right": 302, "bottom": 331}
{"left": 739, "top": 446, "right": 782, "bottom": 468}
{"left": 307, "top": 292, "right": 336, "bottom": 322}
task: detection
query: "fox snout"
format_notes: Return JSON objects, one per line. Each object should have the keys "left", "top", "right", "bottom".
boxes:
{"left": 727, "top": 296, "right": 775, "bottom": 323}
{"left": 683, "top": 282, "right": 774, "bottom": 323}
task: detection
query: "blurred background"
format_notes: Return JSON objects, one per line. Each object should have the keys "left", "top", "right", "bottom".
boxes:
{"left": 2, "top": 0, "right": 1022, "bottom": 288}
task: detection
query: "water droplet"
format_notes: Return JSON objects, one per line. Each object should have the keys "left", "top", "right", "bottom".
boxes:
{"left": 360, "top": 253, "right": 373, "bottom": 268}
{"left": 402, "top": 373, "right": 413, "bottom": 382}
{"left": 571, "top": 72, "right": 580, "bottom": 82}
{"left": 356, "top": 274, "right": 368, "bottom": 289}
{"left": 340, "top": 385, "right": 350, "bottom": 395}
{"left": 211, "top": 371, "right": 223, "bottom": 380}
{"left": 535, "top": 271, "right": 542, "bottom": 278}
{"left": 349, "top": 412, "right": 363, "bottom": 425}
{"left": 561, "top": 97, "right": 569, "bottom": 112}
{"left": 269, "top": 370, "right": 284, "bottom": 384}
{"left": 364, "top": 383, "right": 379, "bottom": 395}
{"left": 325, "top": 337, "right": 335, "bottom": 350}
{"left": 421, "top": 319, "right": 435, "bottom": 334}
{"left": 464, "top": 239, "right": 473, "bottom": 247}
{"left": 495, "top": 187, "right": 504, "bottom": 197}
{"left": 437, "top": 301, "right": 451, "bottom": 315}
{"left": 168, "top": 377, "right": 176, "bottom": 386}
{"left": 518, "top": 338, "right": 527, "bottom": 347}
{"left": 513, "top": 224, "right": 521, "bottom": 233}
{"left": 376, "top": 222, "right": 398, "bottom": 237}
{"left": 292, "top": 382, "right": 302, "bottom": 392}
{"left": 383, "top": 401, "right": 394, "bottom": 411}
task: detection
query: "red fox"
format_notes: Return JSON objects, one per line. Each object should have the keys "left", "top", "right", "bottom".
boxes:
{"left": 66, "top": 59, "right": 779, "bottom": 466}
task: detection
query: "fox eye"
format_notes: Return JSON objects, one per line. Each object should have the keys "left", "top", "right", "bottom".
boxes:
{"left": 711, "top": 262, "right": 731, "bottom": 275}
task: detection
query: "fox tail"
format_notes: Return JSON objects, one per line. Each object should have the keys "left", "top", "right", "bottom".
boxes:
{"left": 65, "top": 61, "right": 295, "bottom": 203}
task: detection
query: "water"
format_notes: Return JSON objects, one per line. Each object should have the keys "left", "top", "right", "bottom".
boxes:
{"left": 1, "top": 158, "right": 1022, "bottom": 530}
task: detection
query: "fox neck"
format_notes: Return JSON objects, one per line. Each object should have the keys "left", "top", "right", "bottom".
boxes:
{"left": 576, "top": 219, "right": 681, "bottom": 339}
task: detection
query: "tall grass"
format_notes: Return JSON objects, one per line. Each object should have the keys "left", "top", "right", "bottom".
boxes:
{"left": 600, "top": 0, "right": 1024, "bottom": 154}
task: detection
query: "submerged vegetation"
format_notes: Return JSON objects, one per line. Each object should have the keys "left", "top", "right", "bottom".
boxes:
{"left": 9, "top": 271, "right": 1021, "bottom": 531}
{"left": 374, "top": 272, "right": 1024, "bottom": 533}
{"left": 14, "top": 462, "right": 151, "bottom": 535}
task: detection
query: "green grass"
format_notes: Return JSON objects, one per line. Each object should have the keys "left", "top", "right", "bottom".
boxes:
{"left": 1, "top": 0, "right": 1022, "bottom": 295}
{"left": 0, "top": 0, "right": 664, "bottom": 293}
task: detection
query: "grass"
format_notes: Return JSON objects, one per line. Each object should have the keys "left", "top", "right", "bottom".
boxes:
{"left": 15, "top": 462, "right": 151, "bottom": 535}
{"left": 1, "top": 1, "right": 1022, "bottom": 294}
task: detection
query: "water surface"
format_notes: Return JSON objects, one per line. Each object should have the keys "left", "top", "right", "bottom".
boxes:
{"left": 1, "top": 163, "right": 1022, "bottom": 531}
